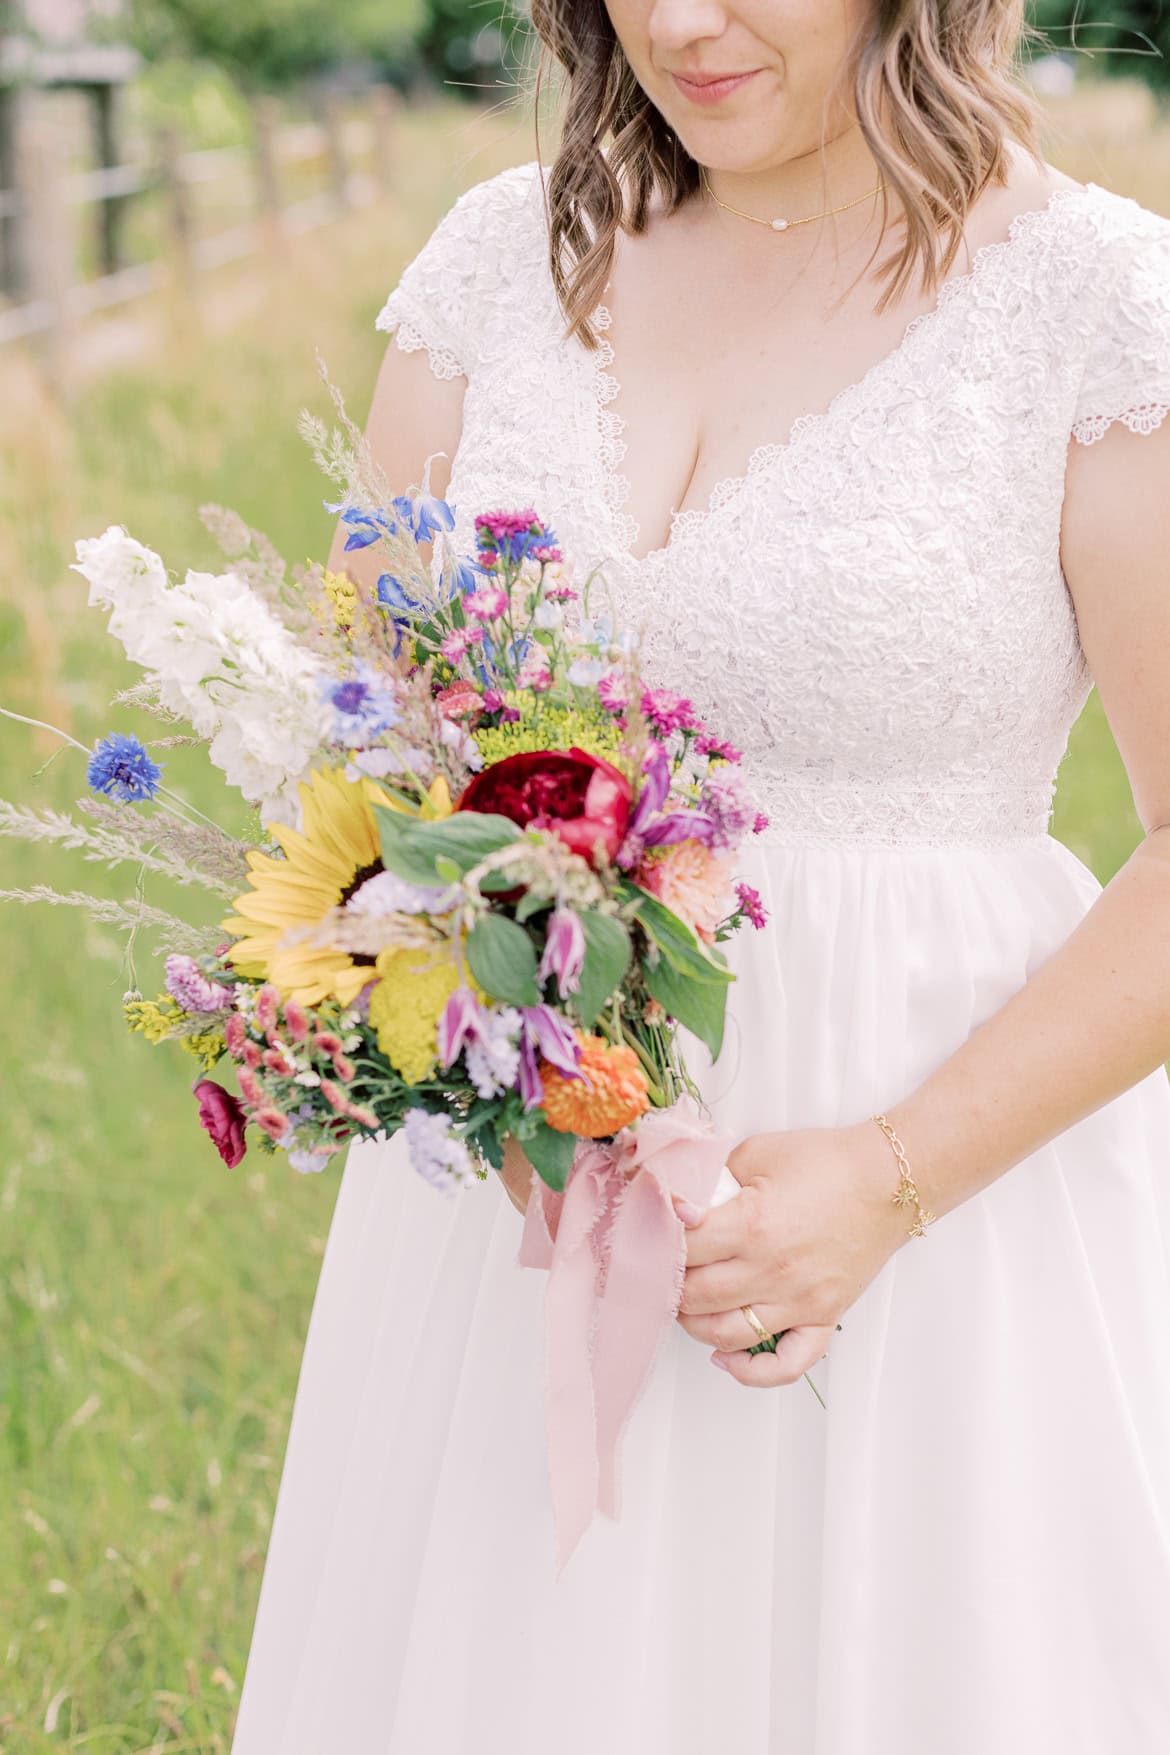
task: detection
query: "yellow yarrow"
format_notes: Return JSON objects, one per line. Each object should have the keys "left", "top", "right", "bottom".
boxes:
{"left": 367, "top": 942, "right": 464, "bottom": 1084}
{"left": 472, "top": 700, "right": 627, "bottom": 772}
{"left": 179, "top": 1028, "right": 228, "bottom": 1074}
{"left": 124, "top": 995, "right": 185, "bottom": 1044}
{"left": 321, "top": 567, "right": 359, "bottom": 629}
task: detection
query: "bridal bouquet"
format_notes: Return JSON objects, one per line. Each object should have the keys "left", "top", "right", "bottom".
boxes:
{"left": 0, "top": 391, "right": 777, "bottom": 1568}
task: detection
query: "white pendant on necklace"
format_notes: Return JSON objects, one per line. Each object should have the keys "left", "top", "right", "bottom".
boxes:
{"left": 770, "top": 217, "right": 790, "bottom": 231}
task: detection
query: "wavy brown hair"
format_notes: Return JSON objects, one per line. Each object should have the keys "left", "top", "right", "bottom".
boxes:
{"left": 527, "top": 0, "right": 1049, "bottom": 351}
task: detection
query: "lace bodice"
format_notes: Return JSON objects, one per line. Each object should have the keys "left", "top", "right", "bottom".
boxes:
{"left": 376, "top": 161, "right": 1170, "bottom": 849}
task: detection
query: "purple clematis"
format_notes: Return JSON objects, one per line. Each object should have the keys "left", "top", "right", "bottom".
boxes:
{"left": 616, "top": 749, "right": 715, "bottom": 871}
{"left": 537, "top": 907, "right": 586, "bottom": 998}
{"left": 517, "top": 1004, "right": 584, "bottom": 1110}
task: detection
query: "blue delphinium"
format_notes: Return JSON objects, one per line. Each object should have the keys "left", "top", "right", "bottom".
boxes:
{"left": 86, "top": 732, "right": 164, "bottom": 803}
{"left": 320, "top": 661, "right": 400, "bottom": 747}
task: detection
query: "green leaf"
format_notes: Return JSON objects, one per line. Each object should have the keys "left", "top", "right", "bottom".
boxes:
{"left": 466, "top": 913, "right": 540, "bottom": 1007}
{"left": 374, "top": 807, "right": 520, "bottom": 888}
{"left": 619, "top": 879, "right": 735, "bottom": 987}
{"left": 523, "top": 1119, "right": 579, "bottom": 1192}
{"left": 574, "top": 911, "right": 631, "bottom": 1028}
{"left": 642, "top": 953, "right": 728, "bottom": 1060}
{"left": 515, "top": 891, "right": 551, "bottom": 925}
{"left": 434, "top": 855, "right": 461, "bottom": 884}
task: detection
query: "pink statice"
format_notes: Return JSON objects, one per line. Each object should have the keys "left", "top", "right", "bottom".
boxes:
{"left": 164, "top": 954, "right": 234, "bottom": 1013}
{"left": 735, "top": 881, "right": 769, "bottom": 930}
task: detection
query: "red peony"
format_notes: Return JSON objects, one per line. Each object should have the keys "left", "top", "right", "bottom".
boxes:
{"left": 194, "top": 1078, "right": 248, "bottom": 1168}
{"left": 457, "top": 746, "right": 632, "bottom": 867}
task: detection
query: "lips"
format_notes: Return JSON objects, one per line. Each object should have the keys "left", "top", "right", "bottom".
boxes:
{"left": 670, "top": 68, "right": 761, "bottom": 103}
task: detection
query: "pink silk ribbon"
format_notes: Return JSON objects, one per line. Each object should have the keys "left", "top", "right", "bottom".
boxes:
{"left": 517, "top": 1096, "right": 735, "bottom": 1575}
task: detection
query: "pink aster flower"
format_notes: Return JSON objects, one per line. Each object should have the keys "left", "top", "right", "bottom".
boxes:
{"left": 640, "top": 687, "right": 702, "bottom": 737}
{"left": 636, "top": 842, "right": 737, "bottom": 946}
{"left": 695, "top": 733, "right": 742, "bottom": 764}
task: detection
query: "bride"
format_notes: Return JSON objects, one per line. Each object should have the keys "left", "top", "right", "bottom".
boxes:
{"left": 231, "top": 0, "right": 1170, "bottom": 1749}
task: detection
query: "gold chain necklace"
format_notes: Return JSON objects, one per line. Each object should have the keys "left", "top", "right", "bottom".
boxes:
{"left": 699, "top": 163, "right": 886, "bottom": 233}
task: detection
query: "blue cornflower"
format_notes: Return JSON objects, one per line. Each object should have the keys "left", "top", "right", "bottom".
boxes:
{"left": 475, "top": 631, "right": 530, "bottom": 687}
{"left": 87, "top": 732, "right": 164, "bottom": 803}
{"left": 320, "top": 662, "right": 400, "bottom": 747}
{"left": 322, "top": 502, "right": 400, "bottom": 553}
{"left": 391, "top": 491, "right": 456, "bottom": 545}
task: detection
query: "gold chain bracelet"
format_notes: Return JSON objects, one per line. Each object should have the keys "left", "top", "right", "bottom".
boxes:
{"left": 871, "top": 1114, "right": 936, "bottom": 1239}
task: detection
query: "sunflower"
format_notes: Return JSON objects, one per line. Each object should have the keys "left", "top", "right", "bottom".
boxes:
{"left": 222, "top": 767, "right": 452, "bottom": 1007}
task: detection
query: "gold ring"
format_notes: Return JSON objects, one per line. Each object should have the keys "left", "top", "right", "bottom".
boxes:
{"left": 740, "top": 1303, "right": 772, "bottom": 1345}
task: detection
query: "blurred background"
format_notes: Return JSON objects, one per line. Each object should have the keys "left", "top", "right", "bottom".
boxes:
{"left": 0, "top": 2, "right": 1168, "bottom": 1747}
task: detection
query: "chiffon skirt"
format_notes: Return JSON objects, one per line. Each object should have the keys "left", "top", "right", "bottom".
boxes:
{"left": 230, "top": 832, "right": 1170, "bottom": 1754}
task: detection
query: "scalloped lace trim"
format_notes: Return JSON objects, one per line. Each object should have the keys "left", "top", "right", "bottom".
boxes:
{"left": 750, "top": 776, "right": 1057, "bottom": 849}
{"left": 582, "top": 182, "right": 1097, "bottom": 567}
{"left": 376, "top": 304, "right": 467, "bottom": 383}
{"left": 1071, "top": 402, "right": 1170, "bottom": 445}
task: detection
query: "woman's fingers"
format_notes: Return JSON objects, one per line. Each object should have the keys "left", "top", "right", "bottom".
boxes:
{"left": 677, "top": 1302, "right": 793, "bottom": 1352}
{"left": 711, "top": 1323, "right": 836, "bottom": 1390}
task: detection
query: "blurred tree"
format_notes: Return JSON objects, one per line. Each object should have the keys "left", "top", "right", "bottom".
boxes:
{"left": 121, "top": 0, "right": 530, "bottom": 97}
{"left": 122, "top": 0, "right": 424, "bottom": 89}
{"left": 1028, "top": 1, "right": 1170, "bottom": 93}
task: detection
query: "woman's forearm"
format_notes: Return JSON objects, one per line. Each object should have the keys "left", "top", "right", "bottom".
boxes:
{"left": 880, "top": 827, "right": 1170, "bottom": 1223}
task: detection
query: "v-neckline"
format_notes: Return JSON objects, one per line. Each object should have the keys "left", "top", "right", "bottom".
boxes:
{"left": 570, "top": 178, "right": 1100, "bottom": 570}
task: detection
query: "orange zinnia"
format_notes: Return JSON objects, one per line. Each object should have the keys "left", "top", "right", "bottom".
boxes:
{"left": 540, "top": 1033, "right": 650, "bottom": 1137}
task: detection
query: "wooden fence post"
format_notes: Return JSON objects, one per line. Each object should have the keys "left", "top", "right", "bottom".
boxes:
{"left": 15, "top": 95, "right": 75, "bottom": 394}
{"left": 0, "top": 83, "right": 26, "bottom": 300}
{"left": 250, "top": 95, "right": 285, "bottom": 247}
{"left": 91, "top": 80, "right": 126, "bottom": 278}
{"left": 319, "top": 91, "right": 351, "bottom": 211}
{"left": 368, "top": 86, "right": 398, "bottom": 194}
{"left": 156, "top": 123, "right": 195, "bottom": 293}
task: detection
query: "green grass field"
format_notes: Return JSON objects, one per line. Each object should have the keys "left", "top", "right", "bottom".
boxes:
{"left": 0, "top": 85, "right": 1156, "bottom": 1752}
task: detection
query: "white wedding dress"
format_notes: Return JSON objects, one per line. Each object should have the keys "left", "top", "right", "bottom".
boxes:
{"left": 230, "top": 161, "right": 1170, "bottom": 1752}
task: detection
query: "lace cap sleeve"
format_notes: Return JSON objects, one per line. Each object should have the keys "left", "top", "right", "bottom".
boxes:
{"left": 375, "top": 160, "right": 542, "bottom": 383}
{"left": 1072, "top": 213, "right": 1170, "bottom": 445}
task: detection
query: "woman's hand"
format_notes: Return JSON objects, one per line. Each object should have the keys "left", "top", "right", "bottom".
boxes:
{"left": 499, "top": 1135, "right": 536, "bottom": 1217}
{"left": 675, "top": 1121, "right": 910, "bottom": 1388}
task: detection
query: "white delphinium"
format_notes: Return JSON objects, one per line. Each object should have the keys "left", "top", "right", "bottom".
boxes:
{"left": 73, "top": 527, "right": 330, "bottom": 827}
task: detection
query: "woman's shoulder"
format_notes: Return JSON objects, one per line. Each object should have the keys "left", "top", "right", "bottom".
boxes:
{"left": 375, "top": 159, "right": 547, "bottom": 380}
